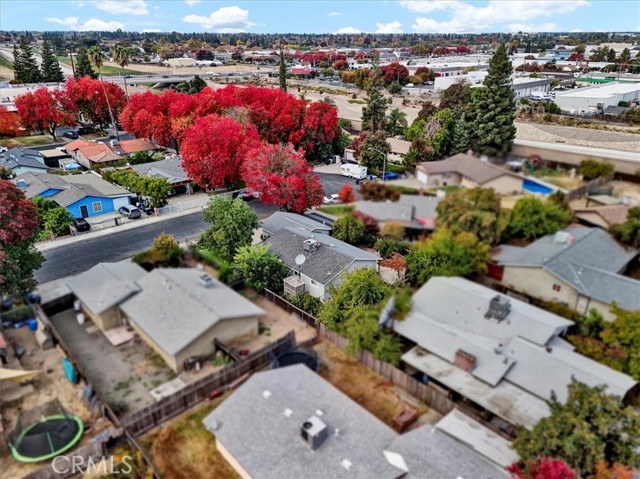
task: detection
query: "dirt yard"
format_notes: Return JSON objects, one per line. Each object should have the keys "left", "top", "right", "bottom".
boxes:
{"left": 315, "top": 341, "right": 430, "bottom": 428}
{"left": 141, "top": 397, "right": 238, "bottom": 479}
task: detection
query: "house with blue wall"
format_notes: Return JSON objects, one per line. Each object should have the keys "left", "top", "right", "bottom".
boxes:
{"left": 14, "top": 171, "right": 134, "bottom": 219}
{"left": 1, "top": 148, "right": 48, "bottom": 175}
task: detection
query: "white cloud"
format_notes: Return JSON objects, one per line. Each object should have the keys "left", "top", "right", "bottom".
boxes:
{"left": 183, "top": 6, "right": 254, "bottom": 32}
{"left": 142, "top": 28, "right": 162, "bottom": 32}
{"left": 185, "top": 0, "right": 202, "bottom": 5}
{"left": 335, "top": 26, "right": 361, "bottom": 34}
{"left": 93, "top": 0, "right": 148, "bottom": 15}
{"left": 407, "top": 0, "right": 589, "bottom": 33}
{"left": 328, "top": 11, "right": 342, "bottom": 16}
{"left": 506, "top": 22, "right": 559, "bottom": 33}
{"left": 398, "top": 1, "right": 460, "bottom": 13}
{"left": 45, "top": 16, "right": 124, "bottom": 30}
{"left": 376, "top": 21, "right": 403, "bottom": 33}
{"left": 571, "top": 28, "right": 583, "bottom": 32}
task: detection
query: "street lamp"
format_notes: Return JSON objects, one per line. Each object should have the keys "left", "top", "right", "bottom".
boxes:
{"left": 370, "top": 147, "right": 388, "bottom": 181}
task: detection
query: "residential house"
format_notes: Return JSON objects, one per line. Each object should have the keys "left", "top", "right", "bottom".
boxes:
{"left": 67, "top": 265, "right": 265, "bottom": 372}
{"left": 263, "top": 225, "right": 380, "bottom": 299}
{"left": 39, "top": 148, "right": 71, "bottom": 168}
{"left": 65, "top": 139, "right": 122, "bottom": 170}
{"left": 354, "top": 194, "right": 441, "bottom": 234}
{"left": 491, "top": 227, "right": 640, "bottom": 319}
{"left": 261, "top": 211, "right": 332, "bottom": 237}
{"left": 394, "top": 276, "right": 637, "bottom": 430}
{"left": 203, "top": 364, "right": 508, "bottom": 479}
{"left": 416, "top": 153, "right": 523, "bottom": 195}
{"left": 574, "top": 204, "right": 631, "bottom": 229}
{"left": 111, "top": 138, "right": 161, "bottom": 156}
{"left": 14, "top": 171, "right": 133, "bottom": 218}
{"left": 0, "top": 148, "right": 48, "bottom": 175}
{"left": 131, "top": 157, "right": 192, "bottom": 193}
{"left": 386, "top": 137, "right": 411, "bottom": 165}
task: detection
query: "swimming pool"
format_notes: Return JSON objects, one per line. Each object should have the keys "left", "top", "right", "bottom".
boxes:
{"left": 523, "top": 178, "right": 554, "bottom": 195}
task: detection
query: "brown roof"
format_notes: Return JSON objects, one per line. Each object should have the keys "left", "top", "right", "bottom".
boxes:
{"left": 88, "top": 151, "right": 122, "bottom": 163}
{"left": 574, "top": 204, "right": 631, "bottom": 227}
{"left": 118, "top": 138, "right": 159, "bottom": 154}
{"left": 387, "top": 137, "right": 411, "bottom": 155}
{"left": 76, "top": 142, "right": 112, "bottom": 159}
{"left": 416, "top": 153, "right": 520, "bottom": 185}
{"left": 65, "top": 139, "right": 94, "bottom": 151}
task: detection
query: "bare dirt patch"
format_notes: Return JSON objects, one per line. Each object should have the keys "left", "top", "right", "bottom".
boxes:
{"left": 315, "top": 341, "right": 427, "bottom": 428}
{"left": 142, "top": 398, "right": 238, "bottom": 479}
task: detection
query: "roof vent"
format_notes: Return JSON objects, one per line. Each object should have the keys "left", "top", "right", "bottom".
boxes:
{"left": 485, "top": 295, "right": 511, "bottom": 322}
{"left": 262, "top": 390, "right": 271, "bottom": 399}
{"left": 303, "top": 239, "right": 320, "bottom": 252}
{"left": 301, "top": 416, "right": 328, "bottom": 450}
{"left": 199, "top": 273, "right": 214, "bottom": 288}
{"left": 15, "top": 179, "right": 27, "bottom": 189}
{"left": 341, "top": 459, "right": 352, "bottom": 471}
{"left": 553, "top": 231, "right": 574, "bottom": 244}
{"left": 284, "top": 408, "right": 293, "bottom": 417}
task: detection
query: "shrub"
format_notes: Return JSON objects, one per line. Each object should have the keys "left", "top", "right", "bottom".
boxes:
{"left": 374, "top": 238, "right": 410, "bottom": 258}
{"left": 286, "top": 293, "right": 322, "bottom": 317}
{"left": 579, "top": 159, "right": 614, "bottom": 180}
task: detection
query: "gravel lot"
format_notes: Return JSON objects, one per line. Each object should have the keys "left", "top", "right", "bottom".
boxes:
{"left": 515, "top": 122, "right": 640, "bottom": 152}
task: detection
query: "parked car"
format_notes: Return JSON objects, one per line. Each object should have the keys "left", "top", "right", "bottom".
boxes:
{"left": 118, "top": 205, "right": 142, "bottom": 219}
{"left": 323, "top": 194, "right": 342, "bottom": 205}
{"left": 63, "top": 130, "right": 78, "bottom": 139}
{"left": 77, "top": 126, "right": 94, "bottom": 135}
{"left": 382, "top": 172, "right": 400, "bottom": 181}
{"left": 72, "top": 218, "right": 91, "bottom": 232}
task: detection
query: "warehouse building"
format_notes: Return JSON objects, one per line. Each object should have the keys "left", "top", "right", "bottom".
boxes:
{"left": 554, "top": 82, "right": 640, "bottom": 114}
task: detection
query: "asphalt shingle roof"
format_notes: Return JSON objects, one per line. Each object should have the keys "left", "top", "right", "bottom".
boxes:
{"left": 14, "top": 171, "right": 67, "bottom": 198}
{"left": 261, "top": 211, "right": 332, "bottom": 236}
{"left": 132, "top": 158, "right": 189, "bottom": 184}
{"left": 2, "top": 147, "right": 48, "bottom": 170}
{"left": 417, "top": 153, "right": 520, "bottom": 185}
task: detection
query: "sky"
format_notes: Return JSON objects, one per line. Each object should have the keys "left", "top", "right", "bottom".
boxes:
{"left": 0, "top": 0, "right": 638, "bottom": 34}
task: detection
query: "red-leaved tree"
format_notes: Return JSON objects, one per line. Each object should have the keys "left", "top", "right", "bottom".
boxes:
{"left": 241, "top": 143, "right": 324, "bottom": 213}
{"left": 64, "top": 77, "right": 126, "bottom": 128}
{"left": 508, "top": 458, "right": 577, "bottom": 479}
{"left": 380, "top": 62, "right": 409, "bottom": 85}
{"left": 338, "top": 184, "right": 356, "bottom": 203}
{"left": 593, "top": 461, "right": 636, "bottom": 479}
{"left": 181, "top": 114, "right": 261, "bottom": 189}
{"left": 290, "top": 101, "right": 338, "bottom": 162}
{"left": 0, "top": 106, "right": 23, "bottom": 137}
{"left": 14, "top": 87, "right": 75, "bottom": 140}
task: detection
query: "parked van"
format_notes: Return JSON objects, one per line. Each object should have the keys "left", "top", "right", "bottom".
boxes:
{"left": 340, "top": 163, "right": 367, "bottom": 179}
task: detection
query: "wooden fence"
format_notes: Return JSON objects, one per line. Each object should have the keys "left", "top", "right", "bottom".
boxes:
{"left": 565, "top": 173, "right": 614, "bottom": 201}
{"left": 119, "top": 331, "right": 295, "bottom": 436}
{"left": 263, "top": 289, "right": 320, "bottom": 327}
{"left": 24, "top": 442, "right": 106, "bottom": 479}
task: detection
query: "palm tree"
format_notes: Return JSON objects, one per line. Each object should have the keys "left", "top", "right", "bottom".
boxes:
{"left": 112, "top": 45, "right": 130, "bottom": 98}
{"left": 87, "top": 46, "right": 119, "bottom": 140}
{"left": 385, "top": 108, "right": 408, "bottom": 136}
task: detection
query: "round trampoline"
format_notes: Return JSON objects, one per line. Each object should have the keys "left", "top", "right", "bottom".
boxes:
{"left": 273, "top": 348, "right": 320, "bottom": 372}
{"left": 9, "top": 400, "right": 84, "bottom": 463}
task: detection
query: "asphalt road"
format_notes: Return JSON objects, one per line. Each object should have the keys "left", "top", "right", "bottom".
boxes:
{"left": 35, "top": 173, "right": 348, "bottom": 284}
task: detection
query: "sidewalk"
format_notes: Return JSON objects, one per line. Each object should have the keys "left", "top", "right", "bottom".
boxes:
{"left": 36, "top": 193, "right": 211, "bottom": 253}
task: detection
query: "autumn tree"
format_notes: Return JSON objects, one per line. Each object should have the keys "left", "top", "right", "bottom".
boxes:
{"left": 182, "top": 114, "right": 261, "bottom": 189}
{"left": 0, "top": 181, "right": 44, "bottom": 296}
{"left": 469, "top": 43, "right": 516, "bottom": 157}
{"left": 233, "top": 244, "right": 289, "bottom": 292}
{"left": 14, "top": 87, "right": 75, "bottom": 140}
{"left": 149, "top": 232, "right": 182, "bottom": 264}
{"left": 513, "top": 380, "right": 640, "bottom": 477}
{"left": 360, "top": 181, "right": 400, "bottom": 202}
{"left": 406, "top": 229, "right": 491, "bottom": 286}
{"left": 436, "top": 187, "right": 503, "bottom": 244}
{"left": 64, "top": 76, "right": 126, "bottom": 128}
{"left": 291, "top": 101, "right": 338, "bottom": 162}
{"left": 416, "top": 101, "right": 438, "bottom": 122}
{"left": 508, "top": 458, "right": 577, "bottom": 479}
{"left": 439, "top": 81, "right": 472, "bottom": 112}
{"left": 198, "top": 195, "right": 259, "bottom": 260}
{"left": 337, "top": 184, "right": 356, "bottom": 203}
{"left": 505, "top": 196, "right": 573, "bottom": 240}
{"left": 0, "top": 106, "right": 23, "bottom": 137}
{"left": 380, "top": 62, "right": 409, "bottom": 85}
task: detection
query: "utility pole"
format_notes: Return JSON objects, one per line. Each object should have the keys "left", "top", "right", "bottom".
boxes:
{"left": 68, "top": 51, "right": 75, "bottom": 77}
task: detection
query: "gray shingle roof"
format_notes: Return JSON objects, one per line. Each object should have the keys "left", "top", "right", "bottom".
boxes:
{"left": 64, "top": 173, "right": 132, "bottom": 197}
{"left": 417, "top": 153, "right": 520, "bottom": 185}
{"left": 131, "top": 158, "right": 189, "bottom": 185}
{"left": 1, "top": 147, "right": 48, "bottom": 170}
{"left": 354, "top": 195, "right": 441, "bottom": 229}
{"left": 205, "top": 364, "right": 502, "bottom": 479}
{"left": 265, "top": 227, "right": 379, "bottom": 285}
{"left": 66, "top": 263, "right": 147, "bottom": 315}
{"left": 261, "top": 211, "right": 332, "bottom": 236}
{"left": 14, "top": 171, "right": 67, "bottom": 198}
{"left": 119, "top": 268, "right": 264, "bottom": 357}
{"left": 494, "top": 227, "right": 639, "bottom": 310}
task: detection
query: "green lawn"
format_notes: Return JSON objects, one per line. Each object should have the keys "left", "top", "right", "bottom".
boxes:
{"left": 0, "top": 53, "right": 14, "bottom": 70}
{"left": 0, "top": 135, "right": 54, "bottom": 147}
{"left": 318, "top": 204, "right": 355, "bottom": 216}
{"left": 347, "top": 99, "right": 366, "bottom": 104}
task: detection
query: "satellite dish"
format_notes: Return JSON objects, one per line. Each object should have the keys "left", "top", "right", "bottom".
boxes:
{"left": 295, "top": 254, "right": 306, "bottom": 266}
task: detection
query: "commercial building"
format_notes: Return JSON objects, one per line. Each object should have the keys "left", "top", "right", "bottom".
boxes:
{"left": 554, "top": 82, "right": 640, "bottom": 114}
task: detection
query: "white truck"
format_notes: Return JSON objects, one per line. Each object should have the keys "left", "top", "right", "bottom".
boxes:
{"left": 341, "top": 163, "right": 367, "bottom": 179}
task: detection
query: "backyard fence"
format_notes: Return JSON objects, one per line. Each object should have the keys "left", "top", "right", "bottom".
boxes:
{"left": 565, "top": 173, "right": 615, "bottom": 202}
{"left": 119, "top": 331, "right": 295, "bottom": 436}
{"left": 24, "top": 442, "right": 106, "bottom": 479}
{"left": 262, "top": 289, "right": 320, "bottom": 327}
{"left": 155, "top": 203, "right": 185, "bottom": 216}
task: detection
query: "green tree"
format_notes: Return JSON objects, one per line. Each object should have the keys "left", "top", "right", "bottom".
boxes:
{"left": 610, "top": 207, "right": 640, "bottom": 248}
{"left": 318, "top": 268, "right": 391, "bottom": 330}
{"left": 406, "top": 229, "right": 491, "bottom": 286}
{"left": 198, "top": 195, "right": 259, "bottom": 260}
{"left": 579, "top": 159, "right": 614, "bottom": 180}
{"left": 361, "top": 67, "right": 388, "bottom": 133}
{"left": 416, "top": 102, "right": 437, "bottom": 122}
{"left": 332, "top": 215, "right": 366, "bottom": 245}
{"left": 128, "top": 150, "right": 154, "bottom": 165}
{"left": 279, "top": 49, "right": 287, "bottom": 92}
{"left": 75, "top": 47, "right": 97, "bottom": 79}
{"left": 112, "top": 44, "right": 131, "bottom": 97}
{"left": 0, "top": 242, "right": 44, "bottom": 296}
{"left": 469, "top": 43, "right": 516, "bottom": 157}
{"left": 141, "top": 177, "right": 171, "bottom": 208}
{"left": 450, "top": 113, "right": 471, "bottom": 155}
{"left": 427, "top": 108, "right": 455, "bottom": 159}
{"left": 607, "top": 48, "right": 616, "bottom": 63}
{"left": 385, "top": 108, "right": 407, "bottom": 136}
{"left": 439, "top": 81, "right": 472, "bottom": 112}
{"left": 172, "top": 75, "right": 206, "bottom": 94}
{"left": 15, "top": 36, "right": 41, "bottom": 83}
{"left": 40, "top": 40, "right": 64, "bottom": 83}
{"left": 404, "top": 118, "right": 426, "bottom": 141}
{"left": 506, "top": 196, "right": 573, "bottom": 240}
{"left": 12, "top": 43, "right": 23, "bottom": 83}
{"left": 42, "top": 207, "right": 74, "bottom": 237}
{"left": 436, "top": 187, "right": 502, "bottom": 244}
{"left": 619, "top": 48, "right": 631, "bottom": 64}
{"left": 149, "top": 232, "right": 182, "bottom": 263}
{"left": 356, "top": 131, "right": 390, "bottom": 170}
{"left": 513, "top": 380, "right": 640, "bottom": 477}
{"left": 233, "top": 244, "right": 289, "bottom": 293}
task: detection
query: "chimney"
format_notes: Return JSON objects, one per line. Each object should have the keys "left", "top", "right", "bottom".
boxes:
{"left": 454, "top": 349, "right": 477, "bottom": 373}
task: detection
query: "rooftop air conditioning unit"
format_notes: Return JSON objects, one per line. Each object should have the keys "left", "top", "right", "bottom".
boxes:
{"left": 303, "top": 239, "right": 319, "bottom": 252}
{"left": 301, "top": 416, "right": 328, "bottom": 450}
{"left": 485, "top": 295, "right": 511, "bottom": 322}
{"left": 199, "top": 273, "right": 214, "bottom": 288}
{"left": 109, "top": 139, "right": 120, "bottom": 148}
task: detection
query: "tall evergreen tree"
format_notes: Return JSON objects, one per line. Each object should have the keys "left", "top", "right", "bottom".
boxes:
{"left": 361, "top": 67, "right": 388, "bottom": 133}
{"left": 16, "top": 36, "right": 41, "bottom": 83}
{"left": 75, "top": 47, "right": 97, "bottom": 79}
{"left": 40, "top": 41, "right": 64, "bottom": 83}
{"left": 450, "top": 113, "right": 470, "bottom": 155}
{"left": 468, "top": 43, "right": 515, "bottom": 157}
{"left": 12, "top": 44, "right": 24, "bottom": 82}
{"left": 278, "top": 49, "right": 287, "bottom": 92}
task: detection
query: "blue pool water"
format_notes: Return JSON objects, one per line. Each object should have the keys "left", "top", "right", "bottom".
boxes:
{"left": 523, "top": 178, "right": 554, "bottom": 195}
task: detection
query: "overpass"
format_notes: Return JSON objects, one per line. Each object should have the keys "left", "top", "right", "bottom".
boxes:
{"left": 100, "top": 70, "right": 273, "bottom": 87}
